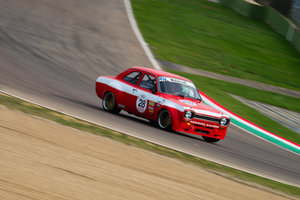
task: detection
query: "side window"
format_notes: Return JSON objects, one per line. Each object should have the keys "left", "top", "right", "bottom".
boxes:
{"left": 123, "top": 71, "right": 142, "bottom": 85}
{"left": 139, "top": 74, "right": 157, "bottom": 92}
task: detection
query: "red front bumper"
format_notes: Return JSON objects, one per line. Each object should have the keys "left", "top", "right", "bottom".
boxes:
{"left": 173, "top": 119, "right": 228, "bottom": 140}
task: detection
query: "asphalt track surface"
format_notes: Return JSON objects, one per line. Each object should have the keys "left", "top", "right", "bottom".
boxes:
{"left": 0, "top": 0, "right": 299, "bottom": 187}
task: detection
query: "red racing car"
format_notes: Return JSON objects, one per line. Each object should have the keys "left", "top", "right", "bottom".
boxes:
{"left": 96, "top": 67, "right": 230, "bottom": 142}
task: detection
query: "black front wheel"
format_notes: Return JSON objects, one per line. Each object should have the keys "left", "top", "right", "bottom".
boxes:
{"left": 202, "top": 136, "right": 220, "bottom": 143}
{"left": 102, "top": 92, "right": 121, "bottom": 114}
{"left": 158, "top": 109, "right": 172, "bottom": 130}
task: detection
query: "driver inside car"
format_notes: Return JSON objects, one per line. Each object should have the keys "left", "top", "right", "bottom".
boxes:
{"left": 169, "top": 82, "right": 182, "bottom": 94}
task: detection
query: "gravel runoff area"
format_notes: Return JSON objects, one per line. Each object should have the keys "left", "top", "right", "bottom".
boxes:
{"left": 0, "top": 105, "right": 297, "bottom": 200}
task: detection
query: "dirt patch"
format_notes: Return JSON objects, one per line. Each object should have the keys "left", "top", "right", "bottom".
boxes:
{"left": 0, "top": 106, "right": 296, "bottom": 200}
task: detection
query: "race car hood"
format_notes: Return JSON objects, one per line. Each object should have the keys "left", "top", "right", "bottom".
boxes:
{"left": 160, "top": 94, "right": 228, "bottom": 118}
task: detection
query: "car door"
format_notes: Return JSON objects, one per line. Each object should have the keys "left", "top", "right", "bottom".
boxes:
{"left": 135, "top": 73, "right": 158, "bottom": 120}
{"left": 121, "top": 70, "right": 142, "bottom": 113}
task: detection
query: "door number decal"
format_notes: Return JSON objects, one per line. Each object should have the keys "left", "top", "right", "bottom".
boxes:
{"left": 136, "top": 95, "right": 147, "bottom": 113}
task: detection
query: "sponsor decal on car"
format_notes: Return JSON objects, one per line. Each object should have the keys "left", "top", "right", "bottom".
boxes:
{"left": 190, "top": 121, "right": 205, "bottom": 126}
{"left": 149, "top": 101, "right": 155, "bottom": 106}
{"left": 159, "top": 77, "right": 194, "bottom": 87}
{"left": 205, "top": 124, "right": 220, "bottom": 129}
{"left": 190, "top": 121, "right": 219, "bottom": 129}
{"left": 148, "top": 100, "right": 155, "bottom": 114}
{"left": 148, "top": 107, "right": 154, "bottom": 114}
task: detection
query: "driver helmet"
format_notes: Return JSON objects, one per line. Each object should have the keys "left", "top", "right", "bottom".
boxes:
{"left": 170, "top": 82, "right": 182, "bottom": 93}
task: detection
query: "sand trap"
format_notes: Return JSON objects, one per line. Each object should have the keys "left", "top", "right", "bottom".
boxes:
{"left": 0, "top": 106, "right": 295, "bottom": 200}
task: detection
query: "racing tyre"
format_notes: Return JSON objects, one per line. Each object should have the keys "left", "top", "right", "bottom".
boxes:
{"left": 158, "top": 109, "right": 172, "bottom": 130}
{"left": 202, "top": 136, "right": 220, "bottom": 143}
{"left": 102, "top": 92, "right": 121, "bottom": 114}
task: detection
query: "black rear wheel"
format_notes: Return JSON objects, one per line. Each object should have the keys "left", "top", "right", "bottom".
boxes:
{"left": 158, "top": 109, "right": 172, "bottom": 130}
{"left": 102, "top": 92, "right": 121, "bottom": 114}
{"left": 202, "top": 136, "right": 220, "bottom": 143}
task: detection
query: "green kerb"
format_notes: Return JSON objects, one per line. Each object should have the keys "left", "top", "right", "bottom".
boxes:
{"left": 231, "top": 118, "right": 300, "bottom": 154}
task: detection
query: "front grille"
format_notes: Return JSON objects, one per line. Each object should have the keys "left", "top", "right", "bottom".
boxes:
{"left": 205, "top": 127, "right": 214, "bottom": 129}
{"left": 195, "top": 129, "right": 209, "bottom": 134}
{"left": 194, "top": 114, "right": 220, "bottom": 123}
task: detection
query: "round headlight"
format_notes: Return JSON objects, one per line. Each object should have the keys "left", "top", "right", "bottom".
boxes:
{"left": 184, "top": 111, "right": 193, "bottom": 119}
{"left": 220, "top": 118, "right": 229, "bottom": 126}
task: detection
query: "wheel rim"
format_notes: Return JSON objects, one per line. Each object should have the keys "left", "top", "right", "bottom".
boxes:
{"left": 103, "top": 93, "right": 115, "bottom": 111}
{"left": 158, "top": 110, "right": 171, "bottom": 129}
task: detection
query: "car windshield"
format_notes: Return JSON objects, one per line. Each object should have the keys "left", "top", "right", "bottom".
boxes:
{"left": 158, "top": 77, "right": 201, "bottom": 100}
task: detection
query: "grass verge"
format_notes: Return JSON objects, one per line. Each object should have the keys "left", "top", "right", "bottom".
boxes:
{"left": 169, "top": 70, "right": 300, "bottom": 144}
{"left": 132, "top": 0, "right": 300, "bottom": 91}
{"left": 0, "top": 92, "right": 299, "bottom": 196}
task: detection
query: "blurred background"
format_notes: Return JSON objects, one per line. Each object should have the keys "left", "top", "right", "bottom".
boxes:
{"left": 255, "top": 0, "right": 300, "bottom": 27}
